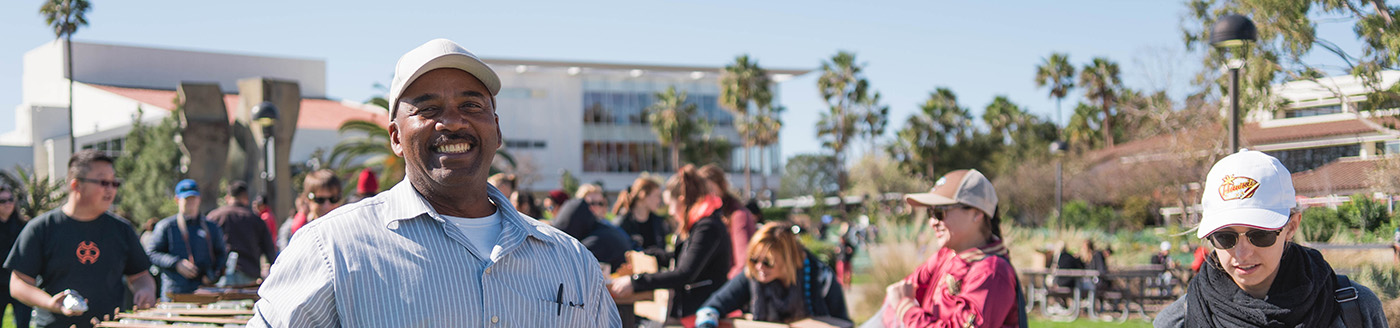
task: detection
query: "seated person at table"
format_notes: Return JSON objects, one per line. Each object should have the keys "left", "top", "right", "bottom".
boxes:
{"left": 695, "top": 222, "right": 848, "bottom": 327}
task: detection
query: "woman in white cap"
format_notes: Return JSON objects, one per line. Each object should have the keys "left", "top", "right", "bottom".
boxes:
{"left": 1154, "top": 150, "right": 1387, "bottom": 327}
{"left": 875, "top": 169, "right": 1025, "bottom": 328}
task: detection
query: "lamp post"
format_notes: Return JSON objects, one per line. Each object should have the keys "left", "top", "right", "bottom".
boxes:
{"left": 254, "top": 101, "right": 279, "bottom": 213}
{"left": 1211, "top": 14, "right": 1257, "bottom": 152}
{"left": 1049, "top": 140, "right": 1067, "bottom": 220}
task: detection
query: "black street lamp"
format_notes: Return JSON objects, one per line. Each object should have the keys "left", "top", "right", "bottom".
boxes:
{"left": 1212, "top": 14, "right": 1257, "bottom": 152}
{"left": 254, "top": 101, "right": 279, "bottom": 213}
{"left": 1049, "top": 140, "right": 1067, "bottom": 220}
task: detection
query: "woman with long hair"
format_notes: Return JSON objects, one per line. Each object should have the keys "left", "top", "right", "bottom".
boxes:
{"left": 612, "top": 176, "right": 671, "bottom": 262}
{"left": 610, "top": 164, "right": 733, "bottom": 321}
{"left": 697, "top": 164, "right": 758, "bottom": 278}
{"left": 0, "top": 185, "right": 31, "bottom": 328}
{"left": 878, "top": 169, "right": 1024, "bottom": 328}
{"left": 696, "top": 222, "right": 848, "bottom": 327}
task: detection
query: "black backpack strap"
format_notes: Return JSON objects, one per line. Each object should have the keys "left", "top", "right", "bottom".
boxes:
{"left": 1335, "top": 274, "right": 1364, "bottom": 328}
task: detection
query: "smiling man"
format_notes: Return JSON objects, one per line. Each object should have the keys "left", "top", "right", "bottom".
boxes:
{"left": 249, "top": 39, "right": 620, "bottom": 328}
{"left": 1154, "top": 150, "right": 1387, "bottom": 327}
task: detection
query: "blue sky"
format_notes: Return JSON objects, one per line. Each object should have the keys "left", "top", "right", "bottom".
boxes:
{"left": 0, "top": 0, "right": 1361, "bottom": 160}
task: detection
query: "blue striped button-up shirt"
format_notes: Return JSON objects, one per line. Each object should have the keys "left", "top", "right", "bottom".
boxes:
{"left": 249, "top": 181, "right": 621, "bottom": 327}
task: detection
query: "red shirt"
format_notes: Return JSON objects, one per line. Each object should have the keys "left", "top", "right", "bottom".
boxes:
{"left": 727, "top": 209, "right": 757, "bottom": 278}
{"left": 260, "top": 208, "right": 278, "bottom": 242}
{"left": 885, "top": 240, "right": 1019, "bottom": 328}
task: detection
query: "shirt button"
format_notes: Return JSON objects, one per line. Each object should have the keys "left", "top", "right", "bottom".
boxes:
{"left": 484, "top": 267, "right": 492, "bottom": 274}
{"left": 491, "top": 316, "right": 499, "bottom": 323}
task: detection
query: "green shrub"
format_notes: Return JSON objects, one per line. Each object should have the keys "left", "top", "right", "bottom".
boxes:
{"left": 1301, "top": 207, "right": 1342, "bottom": 243}
{"left": 1351, "top": 264, "right": 1400, "bottom": 301}
{"left": 1339, "top": 194, "right": 1388, "bottom": 233}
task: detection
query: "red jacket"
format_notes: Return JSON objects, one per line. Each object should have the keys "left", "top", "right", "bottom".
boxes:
{"left": 885, "top": 239, "right": 1019, "bottom": 328}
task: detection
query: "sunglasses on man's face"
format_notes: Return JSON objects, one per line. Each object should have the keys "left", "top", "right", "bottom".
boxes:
{"left": 308, "top": 193, "right": 341, "bottom": 205}
{"left": 77, "top": 177, "right": 123, "bottom": 189}
{"left": 1207, "top": 228, "right": 1282, "bottom": 250}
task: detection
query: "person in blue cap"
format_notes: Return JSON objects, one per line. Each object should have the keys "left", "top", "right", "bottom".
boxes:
{"left": 146, "top": 179, "right": 227, "bottom": 298}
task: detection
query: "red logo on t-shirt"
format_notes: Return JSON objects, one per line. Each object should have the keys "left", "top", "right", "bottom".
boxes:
{"left": 76, "top": 241, "right": 100, "bottom": 264}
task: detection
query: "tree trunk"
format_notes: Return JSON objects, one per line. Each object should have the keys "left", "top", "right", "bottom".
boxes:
{"left": 1102, "top": 96, "right": 1115, "bottom": 147}
{"left": 759, "top": 142, "right": 768, "bottom": 200}
{"left": 671, "top": 141, "right": 680, "bottom": 172}
{"left": 67, "top": 37, "right": 75, "bottom": 155}
{"left": 743, "top": 138, "right": 752, "bottom": 198}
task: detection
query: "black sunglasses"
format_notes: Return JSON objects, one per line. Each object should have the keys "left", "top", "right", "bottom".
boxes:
{"left": 1207, "top": 229, "right": 1282, "bottom": 250}
{"left": 308, "top": 193, "right": 341, "bottom": 204}
{"left": 77, "top": 177, "right": 123, "bottom": 188}
{"left": 0, "top": 197, "right": 12, "bottom": 204}
{"left": 927, "top": 205, "right": 971, "bottom": 221}
{"left": 748, "top": 257, "right": 774, "bottom": 268}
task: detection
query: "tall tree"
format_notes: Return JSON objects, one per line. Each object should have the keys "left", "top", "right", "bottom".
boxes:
{"left": 1183, "top": 1, "right": 1400, "bottom": 115}
{"left": 647, "top": 87, "right": 704, "bottom": 172}
{"left": 40, "top": 0, "right": 91, "bottom": 155}
{"left": 982, "top": 96, "right": 1027, "bottom": 143}
{"left": 858, "top": 92, "right": 890, "bottom": 155}
{"left": 1034, "top": 52, "right": 1076, "bottom": 127}
{"left": 115, "top": 106, "right": 182, "bottom": 225}
{"left": 1065, "top": 103, "right": 1104, "bottom": 150}
{"left": 742, "top": 105, "right": 784, "bottom": 197}
{"left": 886, "top": 87, "right": 972, "bottom": 179}
{"left": 1079, "top": 57, "right": 1123, "bottom": 147}
{"left": 720, "top": 54, "right": 773, "bottom": 196}
{"left": 816, "top": 51, "right": 872, "bottom": 198}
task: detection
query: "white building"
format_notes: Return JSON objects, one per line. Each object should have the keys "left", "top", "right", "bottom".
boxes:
{"left": 2, "top": 41, "right": 810, "bottom": 194}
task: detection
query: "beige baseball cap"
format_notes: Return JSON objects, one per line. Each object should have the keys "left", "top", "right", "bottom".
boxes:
{"left": 905, "top": 169, "right": 998, "bottom": 216}
{"left": 388, "top": 39, "right": 501, "bottom": 119}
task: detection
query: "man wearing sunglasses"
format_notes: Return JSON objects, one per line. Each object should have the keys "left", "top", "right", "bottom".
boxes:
{"left": 4, "top": 150, "right": 157, "bottom": 328}
{"left": 1154, "top": 150, "right": 1387, "bottom": 327}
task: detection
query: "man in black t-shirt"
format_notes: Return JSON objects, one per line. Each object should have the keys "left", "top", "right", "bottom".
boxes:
{"left": 3, "top": 150, "right": 157, "bottom": 328}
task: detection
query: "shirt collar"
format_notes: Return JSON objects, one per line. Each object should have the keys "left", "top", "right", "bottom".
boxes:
{"left": 378, "top": 179, "right": 547, "bottom": 240}
{"left": 958, "top": 237, "right": 1008, "bottom": 263}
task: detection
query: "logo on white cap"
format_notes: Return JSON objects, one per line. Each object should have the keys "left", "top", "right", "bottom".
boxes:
{"left": 1218, "top": 175, "right": 1261, "bottom": 201}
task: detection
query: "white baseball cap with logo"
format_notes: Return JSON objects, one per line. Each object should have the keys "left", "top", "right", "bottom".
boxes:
{"left": 1197, "top": 150, "right": 1296, "bottom": 238}
{"left": 904, "top": 169, "right": 998, "bottom": 217}
{"left": 388, "top": 39, "right": 501, "bottom": 119}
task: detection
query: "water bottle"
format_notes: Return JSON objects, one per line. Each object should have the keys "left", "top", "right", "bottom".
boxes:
{"left": 225, "top": 251, "right": 240, "bottom": 278}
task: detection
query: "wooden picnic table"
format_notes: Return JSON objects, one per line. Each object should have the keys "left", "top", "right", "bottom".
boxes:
{"left": 1020, "top": 265, "right": 1184, "bottom": 322}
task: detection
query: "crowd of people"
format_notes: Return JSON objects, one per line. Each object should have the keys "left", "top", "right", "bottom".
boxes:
{"left": 0, "top": 37, "right": 1391, "bottom": 328}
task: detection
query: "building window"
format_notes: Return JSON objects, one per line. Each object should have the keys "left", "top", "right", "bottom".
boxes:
{"left": 1285, "top": 104, "right": 1344, "bottom": 118}
{"left": 82, "top": 137, "right": 126, "bottom": 156}
{"left": 503, "top": 139, "right": 546, "bottom": 149}
{"left": 582, "top": 91, "right": 732, "bottom": 126}
{"left": 582, "top": 141, "right": 672, "bottom": 173}
{"left": 1266, "top": 144, "right": 1361, "bottom": 173}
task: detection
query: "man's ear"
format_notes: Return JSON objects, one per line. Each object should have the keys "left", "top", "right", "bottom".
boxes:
{"left": 389, "top": 121, "right": 404, "bottom": 157}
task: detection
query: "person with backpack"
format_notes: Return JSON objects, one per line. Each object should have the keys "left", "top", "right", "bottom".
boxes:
{"left": 872, "top": 169, "right": 1025, "bottom": 328}
{"left": 1154, "top": 150, "right": 1387, "bottom": 327}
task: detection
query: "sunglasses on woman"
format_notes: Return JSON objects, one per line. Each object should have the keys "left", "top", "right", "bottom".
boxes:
{"left": 748, "top": 257, "right": 774, "bottom": 268}
{"left": 1207, "top": 228, "right": 1282, "bottom": 250}
{"left": 308, "top": 193, "right": 341, "bottom": 204}
{"left": 926, "top": 205, "right": 971, "bottom": 221}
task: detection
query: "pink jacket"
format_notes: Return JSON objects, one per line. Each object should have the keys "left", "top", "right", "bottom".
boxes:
{"left": 726, "top": 209, "right": 757, "bottom": 278}
{"left": 885, "top": 239, "right": 1019, "bottom": 328}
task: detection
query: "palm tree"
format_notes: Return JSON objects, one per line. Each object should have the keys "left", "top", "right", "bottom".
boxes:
{"left": 858, "top": 92, "right": 889, "bottom": 155}
{"left": 720, "top": 54, "right": 772, "bottom": 196}
{"left": 1079, "top": 57, "right": 1123, "bottom": 147}
{"left": 886, "top": 87, "right": 973, "bottom": 178}
{"left": 1065, "top": 103, "right": 1103, "bottom": 150}
{"left": 0, "top": 165, "right": 66, "bottom": 220}
{"left": 982, "top": 96, "right": 1025, "bottom": 143}
{"left": 328, "top": 120, "right": 404, "bottom": 189}
{"left": 647, "top": 87, "right": 703, "bottom": 172}
{"left": 1034, "top": 53, "right": 1076, "bottom": 127}
{"left": 40, "top": 0, "right": 91, "bottom": 154}
{"left": 742, "top": 106, "right": 783, "bottom": 197}
{"left": 817, "top": 51, "right": 871, "bottom": 197}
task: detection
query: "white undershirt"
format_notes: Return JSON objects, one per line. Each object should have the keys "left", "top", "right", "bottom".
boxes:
{"left": 443, "top": 209, "right": 504, "bottom": 260}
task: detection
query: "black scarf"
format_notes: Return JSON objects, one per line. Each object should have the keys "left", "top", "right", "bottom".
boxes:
{"left": 749, "top": 268, "right": 809, "bottom": 323}
{"left": 1185, "top": 242, "right": 1338, "bottom": 327}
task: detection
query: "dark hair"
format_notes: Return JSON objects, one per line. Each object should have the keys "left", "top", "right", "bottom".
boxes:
{"left": 986, "top": 207, "right": 1003, "bottom": 240}
{"left": 253, "top": 193, "right": 269, "bottom": 206}
{"left": 667, "top": 164, "right": 708, "bottom": 239}
{"left": 514, "top": 192, "right": 543, "bottom": 219}
{"left": 302, "top": 169, "right": 343, "bottom": 196}
{"left": 68, "top": 150, "right": 115, "bottom": 181}
{"left": 612, "top": 177, "right": 660, "bottom": 216}
{"left": 697, "top": 164, "right": 745, "bottom": 217}
{"left": 0, "top": 185, "right": 17, "bottom": 222}
{"left": 227, "top": 181, "right": 249, "bottom": 198}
